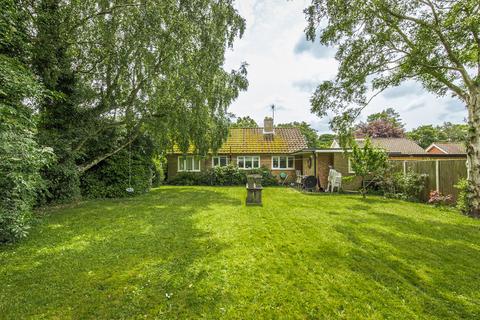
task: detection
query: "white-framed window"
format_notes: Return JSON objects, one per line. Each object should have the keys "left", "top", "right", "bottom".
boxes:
{"left": 178, "top": 156, "right": 201, "bottom": 172}
{"left": 212, "top": 156, "right": 229, "bottom": 167}
{"left": 271, "top": 156, "right": 295, "bottom": 170}
{"left": 348, "top": 157, "right": 355, "bottom": 173}
{"left": 237, "top": 156, "right": 260, "bottom": 169}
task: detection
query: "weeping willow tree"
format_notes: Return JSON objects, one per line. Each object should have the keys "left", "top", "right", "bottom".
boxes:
{"left": 304, "top": 0, "right": 480, "bottom": 216}
{"left": 27, "top": 0, "right": 247, "bottom": 200}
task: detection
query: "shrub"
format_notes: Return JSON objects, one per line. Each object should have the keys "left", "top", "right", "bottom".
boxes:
{"left": 80, "top": 135, "right": 155, "bottom": 198}
{"left": 380, "top": 169, "right": 426, "bottom": 202}
{"left": 428, "top": 190, "right": 453, "bottom": 206}
{"left": 0, "top": 106, "right": 53, "bottom": 242}
{"left": 168, "top": 165, "right": 278, "bottom": 186}
{"left": 454, "top": 178, "right": 470, "bottom": 214}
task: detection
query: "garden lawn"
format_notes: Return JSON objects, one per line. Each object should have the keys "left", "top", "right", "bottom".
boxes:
{"left": 1, "top": 187, "right": 480, "bottom": 319}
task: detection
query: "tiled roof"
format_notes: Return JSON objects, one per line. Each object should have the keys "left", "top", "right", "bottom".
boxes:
{"left": 173, "top": 127, "right": 308, "bottom": 154}
{"left": 428, "top": 142, "right": 466, "bottom": 154}
{"left": 357, "top": 138, "right": 426, "bottom": 154}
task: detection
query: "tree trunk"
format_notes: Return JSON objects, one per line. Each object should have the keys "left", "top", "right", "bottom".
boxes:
{"left": 466, "top": 92, "right": 480, "bottom": 217}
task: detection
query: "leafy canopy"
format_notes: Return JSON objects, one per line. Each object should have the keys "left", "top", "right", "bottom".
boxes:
{"left": 367, "top": 108, "right": 404, "bottom": 129}
{"left": 304, "top": 0, "right": 479, "bottom": 134}
{"left": 230, "top": 116, "right": 258, "bottom": 128}
{"left": 0, "top": 0, "right": 53, "bottom": 242}
{"left": 407, "top": 122, "right": 468, "bottom": 148}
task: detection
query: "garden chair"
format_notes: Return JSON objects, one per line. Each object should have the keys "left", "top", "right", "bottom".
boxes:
{"left": 326, "top": 169, "right": 342, "bottom": 192}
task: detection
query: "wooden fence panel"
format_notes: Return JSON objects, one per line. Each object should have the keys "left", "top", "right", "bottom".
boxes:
{"left": 439, "top": 160, "right": 467, "bottom": 198}
{"left": 406, "top": 161, "right": 437, "bottom": 201}
{"left": 390, "top": 159, "right": 467, "bottom": 201}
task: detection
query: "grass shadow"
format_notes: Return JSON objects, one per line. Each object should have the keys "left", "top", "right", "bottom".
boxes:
{"left": 0, "top": 186, "right": 240, "bottom": 319}
{"left": 333, "top": 210, "right": 480, "bottom": 319}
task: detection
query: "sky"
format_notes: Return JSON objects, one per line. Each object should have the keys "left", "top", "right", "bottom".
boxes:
{"left": 223, "top": 0, "right": 468, "bottom": 133}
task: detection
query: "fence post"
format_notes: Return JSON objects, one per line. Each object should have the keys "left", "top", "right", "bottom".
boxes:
{"left": 403, "top": 161, "right": 407, "bottom": 175}
{"left": 435, "top": 160, "right": 440, "bottom": 192}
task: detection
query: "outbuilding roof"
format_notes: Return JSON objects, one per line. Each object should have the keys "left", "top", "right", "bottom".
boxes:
{"left": 359, "top": 138, "right": 426, "bottom": 154}
{"left": 330, "top": 138, "right": 426, "bottom": 154}
{"left": 426, "top": 142, "right": 466, "bottom": 154}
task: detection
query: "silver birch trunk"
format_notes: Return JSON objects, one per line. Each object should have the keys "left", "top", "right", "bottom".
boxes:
{"left": 466, "top": 91, "right": 480, "bottom": 217}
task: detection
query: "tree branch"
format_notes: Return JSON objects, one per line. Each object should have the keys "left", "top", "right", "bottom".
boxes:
{"left": 423, "top": 0, "right": 475, "bottom": 91}
{"left": 77, "top": 128, "right": 140, "bottom": 174}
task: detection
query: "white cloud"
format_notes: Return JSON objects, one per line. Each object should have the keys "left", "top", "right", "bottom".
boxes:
{"left": 224, "top": 0, "right": 468, "bottom": 133}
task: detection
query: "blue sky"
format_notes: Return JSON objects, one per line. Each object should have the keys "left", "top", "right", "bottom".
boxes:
{"left": 223, "top": 0, "right": 467, "bottom": 133}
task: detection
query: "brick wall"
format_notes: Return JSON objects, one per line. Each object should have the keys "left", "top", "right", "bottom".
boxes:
{"left": 316, "top": 153, "right": 333, "bottom": 190}
{"left": 332, "top": 153, "right": 362, "bottom": 190}
{"left": 167, "top": 154, "right": 300, "bottom": 183}
{"left": 426, "top": 146, "right": 445, "bottom": 154}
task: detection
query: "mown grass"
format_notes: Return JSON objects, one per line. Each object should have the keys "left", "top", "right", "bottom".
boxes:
{"left": 1, "top": 186, "right": 480, "bottom": 319}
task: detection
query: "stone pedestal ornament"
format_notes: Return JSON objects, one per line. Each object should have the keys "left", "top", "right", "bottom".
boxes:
{"left": 246, "top": 174, "right": 263, "bottom": 206}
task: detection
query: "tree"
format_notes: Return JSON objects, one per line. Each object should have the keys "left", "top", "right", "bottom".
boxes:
{"left": 304, "top": 0, "right": 480, "bottom": 216}
{"left": 231, "top": 116, "right": 258, "bottom": 128}
{"left": 367, "top": 108, "right": 404, "bottom": 129}
{"left": 277, "top": 121, "right": 319, "bottom": 148}
{"left": 407, "top": 125, "right": 447, "bottom": 148}
{"left": 348, "top": 138, "right": 388, "bottom": 198}
{"left": 440, "top": 122, "right": 468, "bottom": 142}
{"left": 407, "top": 122, "right": 468, "bottom": 148}
{"left": 355, "top": 108, "right": 405, "bottom": 137}
{"left": 356, "top": 119, "right": 405, "bottom": 138}
{"left": 0, "top": 0, "right": 53, "bottom": 241}
{"left": 26, "top": 0, "right": 247, "bottom": 202}
{"left": 318, "top": 133, "right": 336, "bottom": 148}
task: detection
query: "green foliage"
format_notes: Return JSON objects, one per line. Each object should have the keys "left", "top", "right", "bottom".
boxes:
{"left": 277, "top": 122, "right": 319, "bottom": 148}
{"left": 0, "top": 106, "right": 53, "bottom": 242}
{"left": 407, "top": 122, "right": 468, "bottom": 148}
{"left": 407, "top": 125, "right": 446, "bottom": 149}
{"left": 348, "top": 138, "right": 388, "bottom": 198}
{"left": 80, "top": 135, "right": 156, "bottom": 199}
{"left": 367, "top": 108, "right": 404, "bottom": 129}
{"left": 305, "top": 1, "right": 478, "bottom": 126}
{"left": 168, "top": 165, "right": 278, "bottom": 187}
{"left": 231, "top": 116, "right": 258, "bottom": 128}
{"left": 24, "top": 0, "right": 248, "bottom": 204}
{"left": 381, "top": 170, "right": 427, "bottom": 202}
{"left": 151, "top": 157, "right": 166, "bottom": 187}
{"left": 454, "top": 178, "right": 470, "bottom": 214}
{"left": 317, "top": 133, "right": 335, "bottom": 148}
{"left": 0, "top": 0, "right": 53, "bottom": 242}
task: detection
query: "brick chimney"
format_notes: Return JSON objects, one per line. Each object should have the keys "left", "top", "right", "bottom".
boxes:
{"left": 263, "top": 116, "right": 274, "bottom": 134}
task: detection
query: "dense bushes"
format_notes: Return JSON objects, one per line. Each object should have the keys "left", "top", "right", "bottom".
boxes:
{"left": 0, "top": 2, "right": 54, "bottom": 242}
{"left": 80, "top": 135, "right": 157, "bottom": 198}
{"left": 168, "top": 165, "right": 278, "bottom": 186}
{"left": 0, "top": 107, "right": 53, "bottom": 242}
{"left": 455, "top": 179, "right": 470, "bottom": 214}
{"left": 380, "top": 169, "right": 427, "bottom": 202}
